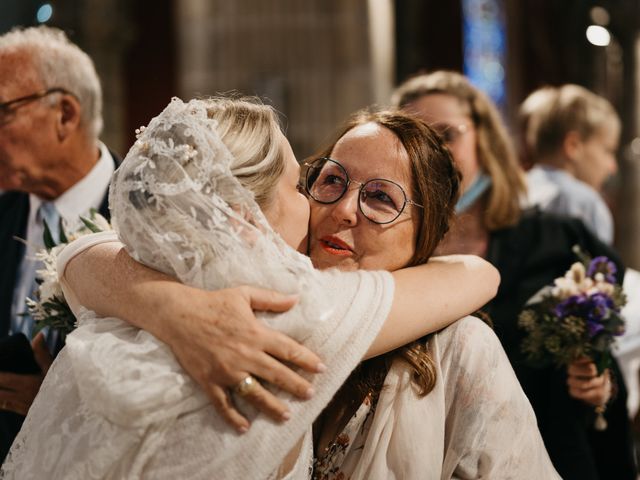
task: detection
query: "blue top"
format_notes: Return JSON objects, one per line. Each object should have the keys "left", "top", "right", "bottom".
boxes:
{"left": 526, "top": 165, "right": 613, "bottom": 245}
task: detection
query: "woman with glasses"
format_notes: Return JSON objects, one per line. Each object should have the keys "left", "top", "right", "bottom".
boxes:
{"left": 306, "top": 110, "right": 558, "bottom": 479}
{"left": 392, "top": 70, "right": 636, "bottom": 480}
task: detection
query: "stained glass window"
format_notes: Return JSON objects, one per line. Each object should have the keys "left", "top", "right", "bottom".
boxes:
{"left": 462, "top": 0, "right": 506, "bottom": 109}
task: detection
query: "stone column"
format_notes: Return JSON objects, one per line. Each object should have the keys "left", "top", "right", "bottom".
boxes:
{"left": 174, "top": 0, "right": 391, "bottom": 157}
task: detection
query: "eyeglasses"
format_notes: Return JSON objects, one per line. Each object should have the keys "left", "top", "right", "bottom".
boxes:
{"left": 430, "top": 122, "right": 470, "bottom": 145}
{"left": 0, "top": 88, "right": 71, "bottom": 116}
{"left": 303, "top": 157, "right": 423, "bottom": 225}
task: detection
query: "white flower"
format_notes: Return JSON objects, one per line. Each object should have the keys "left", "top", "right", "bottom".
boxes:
{"left": 553, "top": 276, "right": 580, "bottom": 299}
{"left": 88, "top": 213, "right": 111, "bottom": 231}
{"left": 38, "top": 275, "right": 63, "bottom": 303}
{"left": 34, "top": 244, "right": 66, "bottom": 302}
{"left": 581, "top": 277, "right": 594, "bottom": 292}
{"left": 589, "top": 280, "right": 615, "bottom": 296}
{"left": 568, "top": 262, "right": 586, "bottom": 284}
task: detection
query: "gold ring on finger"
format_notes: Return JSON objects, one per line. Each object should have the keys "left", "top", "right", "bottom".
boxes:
{"left": 234, "top": 375, "right": 259, "bottom": 397}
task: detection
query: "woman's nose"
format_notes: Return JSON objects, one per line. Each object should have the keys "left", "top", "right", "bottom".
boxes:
{"left": 330, "top": 186, "right": 360, "bottom": 226}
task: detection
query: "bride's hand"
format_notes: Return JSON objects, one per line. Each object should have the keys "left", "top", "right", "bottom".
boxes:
{"left": 157, "top": 284, "right": 326, "bottom": 432}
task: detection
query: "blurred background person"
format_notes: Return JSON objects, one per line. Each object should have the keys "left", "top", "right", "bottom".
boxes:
{"left": 518, "top": 86, "right": 559, "bottom": 171}
{"left": 521, "top": 84, "right": 620, "bottom": 245}
{"left": 521, "top": 83, "right": 640, "bottom": 432}
{"left": 392, "top": 70, "right": 636, "bottom": 480}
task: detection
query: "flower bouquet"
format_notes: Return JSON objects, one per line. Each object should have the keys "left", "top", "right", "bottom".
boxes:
{"left": 519, "top": 247, "right": 626, "bottom": 373}
{"left": 518, "top": 247, "right": 626, "bottom": 430}
{"left": 25, "top": 209, "right": 111, "bottom": 338}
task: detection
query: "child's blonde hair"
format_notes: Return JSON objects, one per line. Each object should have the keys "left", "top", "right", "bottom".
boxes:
{"left": 521, "top": 84, "right": 620, "bottom": 159}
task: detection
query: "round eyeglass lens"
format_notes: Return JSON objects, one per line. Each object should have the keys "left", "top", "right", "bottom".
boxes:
{"left": 306, "top": 158, "right": 348, "bottom": 203}
{"left": 359, "top": 179, "right": 407, "bottom": 223}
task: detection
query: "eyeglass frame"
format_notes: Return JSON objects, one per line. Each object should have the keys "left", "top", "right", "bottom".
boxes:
{"left": 0, "top": 88, "right": 72, "bottom": 116}
{"left": 430, "top": 122, "right": 471, "bottom": 145}
{"left": 303, "top": 157, "right": 423, "bottom": 225}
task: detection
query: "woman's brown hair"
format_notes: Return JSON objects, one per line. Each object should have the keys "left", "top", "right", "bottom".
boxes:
{"left": 392, "top": 71, "right": 526, "bottom": 231}
{"left": 312, "top": 108, "right": 461, "bottom": 398}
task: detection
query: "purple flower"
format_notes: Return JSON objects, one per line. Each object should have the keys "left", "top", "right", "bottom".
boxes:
{"left": 554, "top": 292, "right": 615, "bottom": 339}
{"left": 587, "top": 292, "right": 614, "bottom": 323}
{"left": 587, "top": 256, "right": 617, "bottom": 283}
{"left": 586, "top": 319, "right": 605, "bottom": 337}
{"left": 554, "top": 294, "right": 587, "bottom": 319}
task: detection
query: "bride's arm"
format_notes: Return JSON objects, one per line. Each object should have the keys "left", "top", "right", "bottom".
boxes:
{"left": 366, "top": 255, "right": 500, "bottom": 358}
{"left": 63, "top": 241, "right": 325, "bottom": 432}
{"left": 63, "top": 242, "right": 498, "bottom": 429}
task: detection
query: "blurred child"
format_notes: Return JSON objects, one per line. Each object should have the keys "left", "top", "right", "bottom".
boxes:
{"left": 521, "top": 84, "right": 620, "bottom": 244}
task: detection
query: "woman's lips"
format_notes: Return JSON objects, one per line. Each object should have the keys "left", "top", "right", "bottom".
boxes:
{"left": 319, "top": 236, "right": 353, "bottom": 256}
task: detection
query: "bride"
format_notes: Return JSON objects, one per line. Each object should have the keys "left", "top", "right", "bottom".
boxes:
{"left": 2, "top": 97, "right": 501, "bottom": 479}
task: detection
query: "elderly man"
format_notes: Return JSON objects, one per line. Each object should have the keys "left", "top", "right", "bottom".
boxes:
{"left": 0, "top": 26, "right": 116, "bottom": 460}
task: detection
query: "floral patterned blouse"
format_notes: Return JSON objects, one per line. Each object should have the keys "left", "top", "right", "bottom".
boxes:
{"left": 312, "top": 392, "right": 376, "bottom": 480}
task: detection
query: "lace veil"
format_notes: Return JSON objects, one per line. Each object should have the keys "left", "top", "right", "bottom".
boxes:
{"left": 111, "top": 97, "right": 331, "bottom": 336}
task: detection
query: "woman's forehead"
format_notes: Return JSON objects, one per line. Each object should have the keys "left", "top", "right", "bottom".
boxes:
{"left": 408, "top": 93, "right": 471, "bottom": 123}
{"left": 331, "top": 123, "right": 413, "bottom": 183}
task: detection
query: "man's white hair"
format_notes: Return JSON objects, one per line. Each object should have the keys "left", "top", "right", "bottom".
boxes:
{"left": 0, "top": 26, "right": 103, "bottom": 139}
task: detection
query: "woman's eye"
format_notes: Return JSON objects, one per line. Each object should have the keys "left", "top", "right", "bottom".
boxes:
{"left": 366, "top": 189, "right": 395, "bottom": 207}
{"left": 322, "top": 174, "right": 346, "bottom": 186}
{"left": 375, "top": 191, "right": 393, "bottom": 203}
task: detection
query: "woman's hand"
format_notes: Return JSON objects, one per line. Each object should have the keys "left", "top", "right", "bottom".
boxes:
{"left": 158, "top": 285, "right": 326, "bottom": 432}
{"left": 567, "top": 358, "right": 612, "bottom": 407}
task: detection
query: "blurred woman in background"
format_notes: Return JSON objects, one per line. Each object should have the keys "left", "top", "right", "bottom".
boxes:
{"left": 392, "top": 70, "right": 636, "bottom": 480}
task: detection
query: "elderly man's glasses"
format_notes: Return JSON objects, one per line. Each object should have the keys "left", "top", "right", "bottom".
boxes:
{"left": 430, "top": 123, "right": 470, "bottom": 145}
{"left": 304, "top": 157, "right": 423, "bottom": 225}
{"left": 0, "top": 88, "right": 71, "bottom": 116}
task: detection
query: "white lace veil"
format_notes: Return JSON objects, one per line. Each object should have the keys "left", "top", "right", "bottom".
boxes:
{"left": 110, "top": 97, "right": 330, "bottom": 337}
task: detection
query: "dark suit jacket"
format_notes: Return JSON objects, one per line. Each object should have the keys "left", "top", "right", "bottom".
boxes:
{"left": 0, "top": 152, "right": 116, "bottom": 462}
{"left": 485, "top": 209, "right": 636, "bottom": 480}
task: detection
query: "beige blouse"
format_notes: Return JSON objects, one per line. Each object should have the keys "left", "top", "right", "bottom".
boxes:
{"left": 314, "top": 316, "right": 561, "bottom": 480}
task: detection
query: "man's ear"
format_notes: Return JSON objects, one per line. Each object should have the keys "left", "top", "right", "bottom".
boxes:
{"left": 55, "top": 94, "right": 82, "bottom": 141}
{"left": 562, "top": 130, "right": 583, "bottom": 162}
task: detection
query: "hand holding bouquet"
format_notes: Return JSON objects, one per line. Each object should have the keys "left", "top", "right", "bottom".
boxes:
{"left": 519, "top": 248, "right": 626, "bottom": 372}
{"left": 519, "top": 247, "right": 626, "bottom": 430}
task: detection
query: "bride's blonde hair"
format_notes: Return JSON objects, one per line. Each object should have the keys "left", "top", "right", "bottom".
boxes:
{"left": 203, "top": 96, "right": 286, "bottom": 209}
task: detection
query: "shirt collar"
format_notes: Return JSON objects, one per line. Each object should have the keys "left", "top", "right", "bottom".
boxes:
{"left": 30, "top": 142, "right": 114, "bottom": 219}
